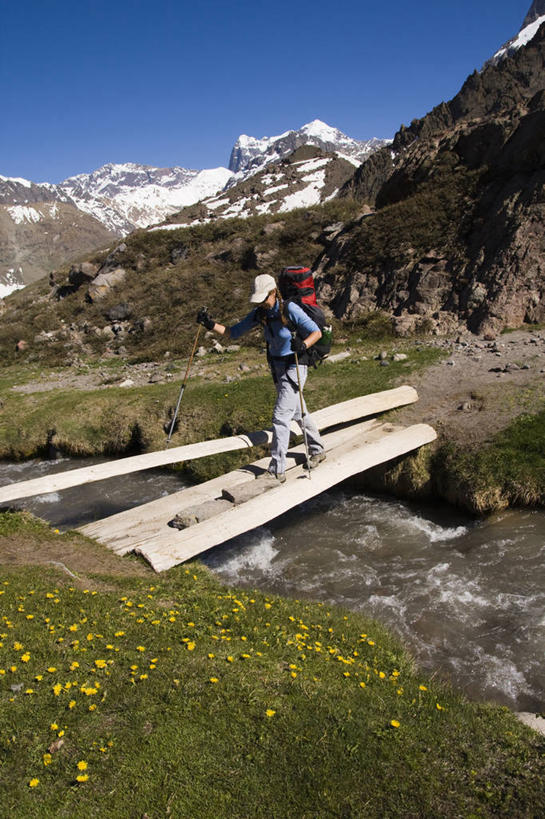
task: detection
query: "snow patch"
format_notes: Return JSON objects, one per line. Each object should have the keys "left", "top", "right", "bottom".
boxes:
{"left": 7, "top": 205, "right": 43, "bottom": 225}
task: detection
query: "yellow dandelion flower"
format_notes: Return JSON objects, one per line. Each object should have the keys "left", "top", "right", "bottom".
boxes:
{"left": 68, "top": 700, "right": 76, "bottom": 709}
{"left": 94, "top": 659, "right": 107, "bottom": 668}
{"left": 77, "top": 761, "right": 88, "bottom": 771}
{"left": 265, "top": 709, "right": 276, "bottom": 717}
{"left": 208, "top": 653, "right": 215, "bottom": 659}
{"left": 21, "top": 654, "right": 30, "bottom": 663}
{"left": 52, "top": 684, "right": 62, "bottom": 696}
{"left": 290, "top": 671, "right": 297, "bottom": 678}
{"left": 43, "top": 754, "right": 52, "bottom": 766}
{"left": 209, "top": 677, "right": 219, "bottom": 683}
{"left": 390, "top": 719, "right": 400, "bottom": 728}
{"left": 136, "top": 646, "right": 145, "bottom": 652}
{"left": 50, "top": 723, "right": 58, "bottom": 731}
{"left": 419, "top": 684, "right": 428, "bottom": 691}
{"left": 47, "top": 667, "right": 57, "bottom": 673}
{"left": 139, "top": 674, "right": 148, "bottom": 680}
{"left": 187, "top": 642, "right": 196, "bottom": 651}
{"left": 57, "top": 730, "right": 65, "bottom": 737}
{"left": 359, "top": 681, "right": 366, "bottom": 688}
{"left": 34, "top": 674, "right": 43, "bottom": 681}
{"left": 367, "top": 640, "right": 375, "bottom": 646}
{"left": 88, "top": 704, "right": 97, "bottom": 711}
{"left": 76, "top": 774, "right": 89, "bottom": 783}
{"left": 29, "top": 778, "right": 39, "bottom": 788}
{"left": 436, "top": 703, "right": 443, "bottom": 711}
{"left": 69, "top": 624, "right": 78, "bottom": 632}
{"left": 226, "top": 656, "right": 234, "bottom": 662}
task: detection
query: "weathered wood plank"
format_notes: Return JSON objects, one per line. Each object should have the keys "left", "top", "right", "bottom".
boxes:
{"left": 79, "top": 419, "right": 382, "bottom": 554}
{"left": 137, "top": 423, "right": 437, "bottom": 572}
{"left": 0, "top": 386, "right": 418, "bottom": 503}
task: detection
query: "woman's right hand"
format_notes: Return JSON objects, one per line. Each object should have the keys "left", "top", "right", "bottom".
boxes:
{"left": 196, "top": 307, "right": 215, "bottom": 330}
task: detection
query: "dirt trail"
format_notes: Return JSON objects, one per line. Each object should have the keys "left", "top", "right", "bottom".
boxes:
{"left": 397, "top": 329, "right": 545, "bottom": 446}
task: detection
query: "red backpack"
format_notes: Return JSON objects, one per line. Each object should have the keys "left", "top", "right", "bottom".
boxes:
{"left": 278, "top": 266, "right": 332, "bottom": 362}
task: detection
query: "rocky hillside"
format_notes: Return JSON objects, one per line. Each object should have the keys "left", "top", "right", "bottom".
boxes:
{"left": 0, "top": 200, "right": 116, "bottom": 286}
{"left": 317, "top": 20, "right": 545, "bottom": 337}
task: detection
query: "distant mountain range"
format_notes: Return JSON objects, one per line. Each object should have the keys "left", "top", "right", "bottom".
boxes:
{"left": 2, "top": 1, "right": 544, "bottom": 300}
{"left": 0, "top": 120, "right": 388, "bottom": 292}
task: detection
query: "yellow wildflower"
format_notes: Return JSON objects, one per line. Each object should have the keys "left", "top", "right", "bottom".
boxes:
{"left": 390, "top": 719, "right": 400, "bottom": 728}
{"left": 76, "top": 774, "right": 89, "bottom": 783}
{"left": 265, "top": 709, "right": 276, "bottom": 717}
{"left": 77, "top": 761, "right": 88, "bottom": 771}
{"left": 419, "top": 684, "right": 428, "bottom": 691}
{"left": 29, "top": 778, "right": 39, "bottom": 788}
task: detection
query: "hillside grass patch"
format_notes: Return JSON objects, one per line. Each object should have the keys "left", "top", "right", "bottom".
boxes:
{"left": 0, "top": 520, "right": 543, "bottom": 818}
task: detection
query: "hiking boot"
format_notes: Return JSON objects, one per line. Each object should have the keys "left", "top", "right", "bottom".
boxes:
{"left": 260, "top": 471, "right": 286, "bottom": 484}
{"left": 303, "top": 451, "right": 327, "bottom": 470}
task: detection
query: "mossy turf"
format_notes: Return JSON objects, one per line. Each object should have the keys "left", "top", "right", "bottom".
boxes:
{"left": 439, "top": 409, "right": 545, "bottom": 512}
{"left": 0, "top": 514, "right": 543, "bottom": 818}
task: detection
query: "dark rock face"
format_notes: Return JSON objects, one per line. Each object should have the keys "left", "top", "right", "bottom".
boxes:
{"left": 321, "top": 23, "right": 545, "bottom": 335}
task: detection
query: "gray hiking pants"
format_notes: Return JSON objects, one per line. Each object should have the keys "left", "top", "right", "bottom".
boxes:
{"left": 268, "top": 359, "right": 324, "bottom": 476}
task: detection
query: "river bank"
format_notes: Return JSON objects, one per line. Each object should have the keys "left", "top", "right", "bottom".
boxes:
{"left": 2, "top": 327, "right": 545, "bottom": 515}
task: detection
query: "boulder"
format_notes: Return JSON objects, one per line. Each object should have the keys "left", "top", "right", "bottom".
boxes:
{"left": 68, "top": 262, "right": 99, "bottom": 287}
{"left": 106, "top": 302, "right": 132, "bottom": 322}
{"left": 87, "top": 268, "right": 127, "bottom": 302}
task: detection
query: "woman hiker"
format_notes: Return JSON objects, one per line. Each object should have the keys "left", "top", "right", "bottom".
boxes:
{"left": 196, "top": 273, "right": 326, "bottom": 483}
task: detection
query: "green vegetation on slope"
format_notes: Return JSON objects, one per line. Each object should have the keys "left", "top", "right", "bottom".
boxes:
{"left": 0, "top": 200, "right": 361, "bottom": 368}
{"left": 0, "top": 517, "right": 543, "bottom": 818}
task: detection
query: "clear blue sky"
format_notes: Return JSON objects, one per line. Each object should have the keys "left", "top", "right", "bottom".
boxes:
{"left": 1, "top": 0, "right": 532, "bottom": 183}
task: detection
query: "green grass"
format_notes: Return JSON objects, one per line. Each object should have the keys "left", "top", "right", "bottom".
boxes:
{"left": 437, "top": 410, "right": 545, "bottom": 512}
{"left": 0, "top": 515, "right": 543, "bottom": 818}
{"left": 0, "top": 343, "right": 444, "bottom": 464}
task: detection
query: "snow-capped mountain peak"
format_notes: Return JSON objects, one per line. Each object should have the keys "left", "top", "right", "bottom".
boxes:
{"left": 489, "top": 1, "right": 545, "bottom": 64}
{"left": 228, "top": 120, "right": 390, "bottom": 176}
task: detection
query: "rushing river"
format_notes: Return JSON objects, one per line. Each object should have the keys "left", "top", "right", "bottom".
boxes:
{"left": 1, "top": 458, "right": 543, "bottom": 712}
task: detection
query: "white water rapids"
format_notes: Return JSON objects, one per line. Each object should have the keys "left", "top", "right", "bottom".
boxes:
{"left": 1, "top": 458, "right": 543, "bottom": 711}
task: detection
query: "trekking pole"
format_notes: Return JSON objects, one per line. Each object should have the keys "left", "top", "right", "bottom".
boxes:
{"left": 166, "top": 324, "right": 202, "bottom": 446}
{"left": 293, "top": 351, "right": 312, "bottom": 479}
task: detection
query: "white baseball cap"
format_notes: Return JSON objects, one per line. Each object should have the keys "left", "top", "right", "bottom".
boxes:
{"left": 249, "top": 273, "right": 277, "bottom": 303}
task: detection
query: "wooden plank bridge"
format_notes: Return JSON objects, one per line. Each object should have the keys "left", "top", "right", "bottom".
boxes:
{"left": 1, "top": 386, "right": 436, "bottom": 571}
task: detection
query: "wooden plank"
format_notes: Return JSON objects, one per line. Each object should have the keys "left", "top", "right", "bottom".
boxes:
{"left": 79, "top": 419, "right": 382, "bottom": 554}
{"left": 0, "top": 385, "right": 418, "bottom": 503}
{"left": 137, "top": 423, "right": 437, "bottom": 572}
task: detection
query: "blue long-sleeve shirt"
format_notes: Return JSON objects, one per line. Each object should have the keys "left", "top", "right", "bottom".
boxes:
{"left": 229, "top": 300, "right": 319, "bottom": 358}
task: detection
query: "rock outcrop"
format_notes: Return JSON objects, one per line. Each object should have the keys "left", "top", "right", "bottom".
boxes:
{"left": 317, "top": 22, "right": 545, "bottom": 336}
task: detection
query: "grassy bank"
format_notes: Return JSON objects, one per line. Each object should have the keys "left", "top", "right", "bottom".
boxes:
{"left": 0, "top": 512, "right": 543, "bottom": 818}
{"left": 0, "top": 339, "right": 442, "bottom": 466}
{"left": 436, "top": 410, "right": 545, "bottom": 513}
